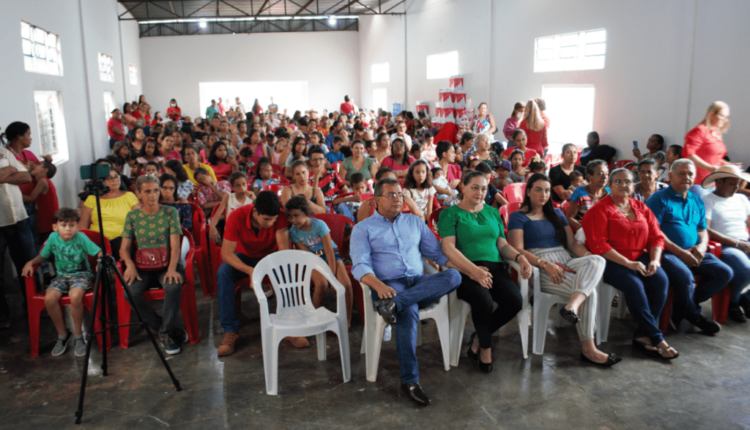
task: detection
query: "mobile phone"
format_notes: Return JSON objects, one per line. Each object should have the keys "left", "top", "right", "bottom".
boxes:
{"left": 555, "top": 262, "right": 577, "bottom": 274}
{"left": 633, "top": 141, "right": 638, "bottom": 150}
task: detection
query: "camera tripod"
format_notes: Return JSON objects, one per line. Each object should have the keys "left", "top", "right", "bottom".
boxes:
{"left": 74, "top": 170, "right": 181, "bottom": 425}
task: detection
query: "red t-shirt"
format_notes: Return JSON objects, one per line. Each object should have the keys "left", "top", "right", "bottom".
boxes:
{"left": 683, "top": 124, "right": 727, "bottom": 185}
{"left": 223, "top": 204, "right": 289, "bottom": 258}
{"left": 502, "top": 147, "right": 538, "bottom": 167}
{"left": 210, "top": 163, "right": 234, "bottom": 179}
{"left": 340, "top": 102, "right": 354, "bottom": 115}
{"left": 519, "top": 120, "right": 548, "bottom": 154}
{"left": 445, "top": 164, "right": 462, "bottom": 183}
{"left": 107, "top": 118, "right": 126, "bottom": 140}
{"left": 36, "top": 178, "right": 59, "bottom": 233}
{"left": 166, "top": 106, "right": 182, "bottom": 121}
{"left": 14, "top": 149, "right": 40, "bottom": 196}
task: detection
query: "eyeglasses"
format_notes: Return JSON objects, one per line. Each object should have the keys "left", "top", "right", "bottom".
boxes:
{"left": 612, "top": 179, "right": 633, "bottom": 186}
{"left": 381, "top": 192, "right": 404, "bottom": 200}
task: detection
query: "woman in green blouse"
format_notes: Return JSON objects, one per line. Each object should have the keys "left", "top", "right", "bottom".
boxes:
{"left": 438, "top": 171, "right": 531, "bottom": 372}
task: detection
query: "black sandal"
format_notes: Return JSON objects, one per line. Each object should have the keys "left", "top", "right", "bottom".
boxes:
{"left": 559, "top": 307, "right": 579, "bottom": 324}
{"left": 632, "top": 339, "right": 659, "bottom": 357}
{"left": 654, "top": 343, "right": 679, "bottom": 360}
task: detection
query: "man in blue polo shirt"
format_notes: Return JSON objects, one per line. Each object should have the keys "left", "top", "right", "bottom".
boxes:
{"left": 351, "top": 177, "right": 462, "bottom": 406}
{"left": 646, "top": 159, "right": 733, "bottom": 334}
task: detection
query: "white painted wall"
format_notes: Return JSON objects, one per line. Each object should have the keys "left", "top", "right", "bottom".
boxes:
{"left": 688, "top": 0, "right": 750, "bottom": 163}
{"left": 139, "top": 31, "right": 360, "bottom": 119}
{"left": 357, "top": 0, "right": 750, "bottom": 164}
{"left": 117, "top": 4, "right": 144, "bottom": 111}
{"left": 358, "top": 15, "right": 406, "bottom": 111}
{"left": 405, "top": 0, "right": 492, "bottom": 114}
{"left": 0, "top": 0, "right": 141, "bottom": 209}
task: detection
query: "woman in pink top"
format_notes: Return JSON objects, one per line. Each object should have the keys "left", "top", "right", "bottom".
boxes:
{"left": 683, "top": 101, "right": 734, "bottom": 196}
{"left": 519, "top": 99, "right": 548, "bottom": 155}
{"left": 381, "top": 138, "right": 415, "bottom": 182}
{"left": 502, "top": 101, "right": 525, "bottom": 141}
{"left": 242, "top": 129, "right": 267, "bottom": 160}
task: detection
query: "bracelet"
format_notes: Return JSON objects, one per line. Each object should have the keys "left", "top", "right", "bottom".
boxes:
{"left": 736, "top": 239, "right": 741, "bottom": 247}
{"left": 515, "top": 253, "right": 522, "bottom": 262}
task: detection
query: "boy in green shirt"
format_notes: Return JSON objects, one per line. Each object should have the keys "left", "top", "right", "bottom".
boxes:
{"left": 22, "top": 208, "right": 101, "bottom": 357}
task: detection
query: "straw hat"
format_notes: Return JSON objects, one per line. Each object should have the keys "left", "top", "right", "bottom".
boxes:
{"left": 701, "top": 165, "right": 750, "bottom": 188}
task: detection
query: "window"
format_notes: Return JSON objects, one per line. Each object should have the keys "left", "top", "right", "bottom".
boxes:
{"left": 129, "top": 64, "right": 138, "bottom": 85}
{"left": 541, "top": 85, "right": 595, "bottom": 154}
{"left": 426, "top": 51, "right": 459, "bottom": 80}
{"left": 98, "top": 52, "right": 114, "bottom": 82}
{"left": 534, "top": 29, "right": 606, "bottom": 73}
{"left": 21, "top": 21, "right": 63, "bottom": 76}
{"left": 373, "top": 88, "right": 387, "bottom": 111}
{"left": 371, "top": 62, "right": 389, "bottom": 83}
{"left": 33, "top": 91, "right": 69, "bottom": 164}
{"left": 103, "top": 92, "right": 116, "bottom": 123}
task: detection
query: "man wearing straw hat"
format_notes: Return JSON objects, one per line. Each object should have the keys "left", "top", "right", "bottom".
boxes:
{"left": 701, "top": 165, "right": 750, "bottom": 322}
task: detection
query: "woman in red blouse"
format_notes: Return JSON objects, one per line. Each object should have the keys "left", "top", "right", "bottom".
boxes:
{"left": 683, "top": 101, "right": 734, "bottom": 196}
{"left": 519, "top": 99, "right": 548, "bottom": 155}
{"left": 582, "top": 168, "right": 678, "bottom": 360}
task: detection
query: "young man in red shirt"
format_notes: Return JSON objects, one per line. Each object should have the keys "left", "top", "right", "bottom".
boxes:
{"left": 216, "top": 191, "right": 308, "bottom": 356}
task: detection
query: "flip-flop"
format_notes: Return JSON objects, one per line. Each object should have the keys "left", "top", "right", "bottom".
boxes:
{"left": 632, "top": 339, "right": 659, "bottom": 357}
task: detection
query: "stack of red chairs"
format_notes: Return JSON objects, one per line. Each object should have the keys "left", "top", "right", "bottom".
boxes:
{"left": 25, "top": 230, "right": 112, "bottom": 356}
{"left": 115, "top": 227, "right": 200, "bottom": 348}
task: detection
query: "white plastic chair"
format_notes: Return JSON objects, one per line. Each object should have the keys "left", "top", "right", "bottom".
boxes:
{"left": 595, "top": 282, "right": 627, "bottom": 345}
{"left": 252, "top": 250, "right": 351, "bottom": 395}
{"left": 448, "top": 260, "right": 531, "bottom": 366}
{"left": 359, "top": 281, "right": 450, "bottom": 382}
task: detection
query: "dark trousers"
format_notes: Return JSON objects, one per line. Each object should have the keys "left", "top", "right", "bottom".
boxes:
{"left": 661, "top": 252, "right": 733, "bottom": 322}
{"left": 457, "top": 261, "right": 523, "bottom": 349}
{"left": 0, "top": 218, "right": 37, "bottom": 320}
{"left": 217, "top": 253, "right": 261, "bottom": 332}
{"left": 379, "top": 269, "right": 461, "bottom": 384}
{"left": 603, "top": 254, "right": 668, "bottom": 346}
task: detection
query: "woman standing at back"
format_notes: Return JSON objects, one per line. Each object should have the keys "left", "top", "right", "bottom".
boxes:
{"left": 502, "top": 102, "right": 525, "bottom": 142}
{"left": 683, "top": 101, "right": 734, "bottom": 196}
{"left": 519, "top": 100, "right": 548, "bottom": 155}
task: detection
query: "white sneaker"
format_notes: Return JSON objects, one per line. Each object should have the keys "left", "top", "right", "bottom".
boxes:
{"left": 383, "top": 325, "right": 392, "bottom": 341}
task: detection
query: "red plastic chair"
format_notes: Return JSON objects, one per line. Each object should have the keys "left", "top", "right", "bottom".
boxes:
{"left": 189, "top": 202, "right": 212, "bottom": 296}
{"left": 25, "top": 230, "right": 112, "bottom": 356}
{"left": 202, "top": 204, "right": 224, "bottom": 297}
{"left": 262, "top": 183, "right": 287, "bottom": 197}
{"left": 115, "top": 227, "right": 200, "bottom": 348}
{"left": 659, "top": 242, "right": 723, "bottom": 331}
{"left": 270, "top": 163, "right": 285, "bottom": 177}
{"left": 503, "top": 183, "right": 526, "bottom": 203}
{"left": 312, "top": 213, "right": 365, "bottom": 324}
{"left": 428, "top": 207, "right": 445, "bottom": 240}
{"left": 609, "top": 160, "right": 637, "bottom": 171}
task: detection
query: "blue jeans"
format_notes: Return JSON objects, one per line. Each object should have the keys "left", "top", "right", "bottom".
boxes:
{"left": 0, "top": 218, "right": 38, "bottom": 320}
{"left": 334, "top": 202, "right": 356, "bottom": 223}
{"left": 719, "top": 246, "right": 750, "bottom": 303}
{"left": 602, "top": 254, "right": 668, "bottom": 346}
{"left": 378, "top": 269, "right": 461, "bottom": 384}
{"left": 660, "top": 252, "right": 733, "bottom": 322}
{"left": 217, "top": 253, "right": 261, "bottom": 332}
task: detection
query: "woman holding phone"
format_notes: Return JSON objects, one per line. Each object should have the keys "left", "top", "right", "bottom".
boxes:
{"left": 508, "top": 173, "right": 618, "bottom": 366}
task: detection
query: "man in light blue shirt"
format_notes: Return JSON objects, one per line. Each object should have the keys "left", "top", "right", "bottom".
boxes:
{"left": 646, "top": 159, "right": 732, "bottom": 334}
{"left": 351, "top": 178, "right": 461, "bottom": 406}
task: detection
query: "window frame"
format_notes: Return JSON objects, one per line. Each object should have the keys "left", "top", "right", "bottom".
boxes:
{"left": 98, "top": 52, "right": 115, "bottom": 83}
{"left": 534, "top": 29, "right": 606, "bottom": 73}
{"left": 21, "top": 21, "right": 63, "bottom": 76}
{"left": 33, "top": 91, "right": 69, "bottom": 165}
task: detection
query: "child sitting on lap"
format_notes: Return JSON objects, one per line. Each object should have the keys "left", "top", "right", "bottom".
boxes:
{"left": 568, "top": 170, "right": 585, "bottom": 191}
{"left": 333, "top": 172, "right": 367, "bottom": 223}
{"left": 285, "top": 196, "right": 353, "bottom": 326}
{"left": 22, "top": 208, "right": 101, "bottom": 357}
{"left": 143, "top": 160, "right": 160, "bottom": 176}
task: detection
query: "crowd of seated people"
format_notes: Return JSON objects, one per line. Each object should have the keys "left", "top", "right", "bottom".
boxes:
{"left": 2, "top": 93, "right": 749, "bottom": 406}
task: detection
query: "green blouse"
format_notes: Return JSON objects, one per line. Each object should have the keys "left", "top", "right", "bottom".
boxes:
{"left": 437, "top": 203, "right": 505, "bottom": 263}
